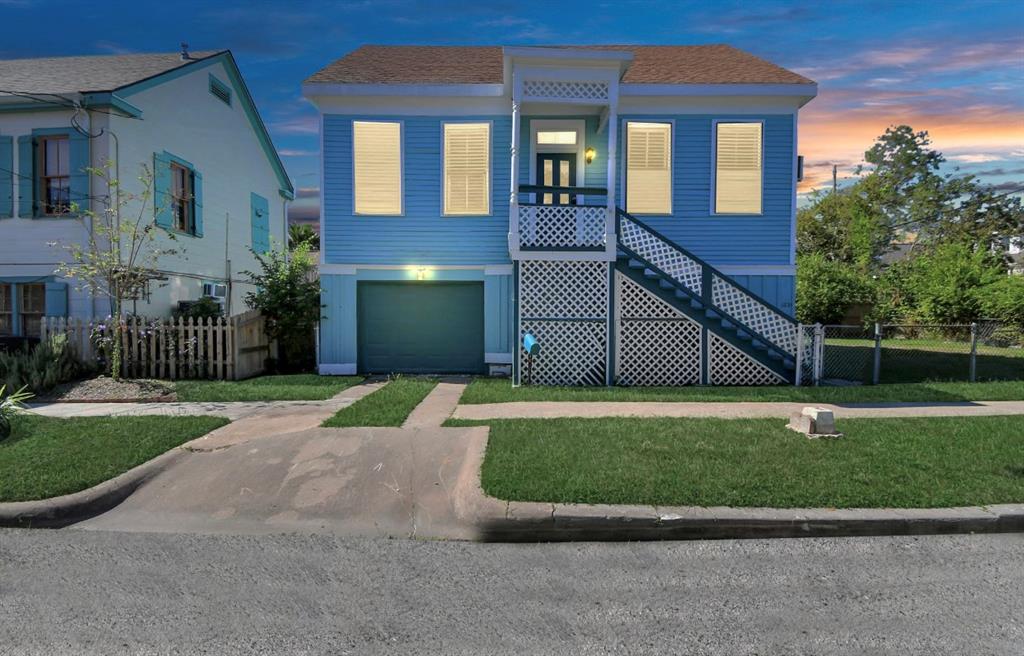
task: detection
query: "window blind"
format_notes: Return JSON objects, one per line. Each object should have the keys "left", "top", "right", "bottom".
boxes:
{"left": 626, "top": 122, "right": 672, "bottom": 214}
{"left": 444, "top": 123, "right": 490, "bottom": 215}
{"left": 715, "top": 122, "right": 763, "bottom": 214}
{"left": 353, "top": 121, "right": 402, "bottom": 215}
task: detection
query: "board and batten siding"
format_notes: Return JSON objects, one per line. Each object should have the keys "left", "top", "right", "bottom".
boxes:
{"left": 614, "top": 114, "right": 794, "bottom": 267}
{"left": 322, "top": 115, "right": 512, "bottom": 265}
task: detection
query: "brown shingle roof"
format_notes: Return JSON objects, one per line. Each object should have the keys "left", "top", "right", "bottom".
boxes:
{"left": 305, "top": 45, "right": 813, "bottom": 86}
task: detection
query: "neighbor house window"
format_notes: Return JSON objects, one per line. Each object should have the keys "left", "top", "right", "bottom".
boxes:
{"left": 443, "top": 122, "right": 490, "bottom": 215}
{"left": 170, "top": 162, "right": 195, "bottom": 233}
{"left": 19, "top": 283, "right": 44, "bottom": 338}
{"left": 626, "top": 122, "right": 672, "bottom": 214}
{"left": 715, "top": 122, "right": 763, "bottom": 214}
{"left": 0, "top": 284, "right": 11, "bottom": 336}
{"left": 38, "top": 135, "right": 70, "bottom": 215}
{"left": 353, "top": 120, "right": 402, "bottom": 215}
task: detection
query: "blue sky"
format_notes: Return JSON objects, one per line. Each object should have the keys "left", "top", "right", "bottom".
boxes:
{"left": 2, "top": 0, "right": 1021, "bottom": 222}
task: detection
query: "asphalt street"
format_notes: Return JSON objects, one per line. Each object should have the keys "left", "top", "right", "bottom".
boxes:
{"left": 1, "top": 529, "right": 1021, "bottom": 655}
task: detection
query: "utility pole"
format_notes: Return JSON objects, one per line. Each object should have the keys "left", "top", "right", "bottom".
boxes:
{"left": 832, "top": 164, "right": 838, "bottom": 193}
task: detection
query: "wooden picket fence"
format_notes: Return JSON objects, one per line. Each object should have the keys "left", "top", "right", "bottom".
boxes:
{"left": 40, "top": 309, "right": 274, "bottom": 380}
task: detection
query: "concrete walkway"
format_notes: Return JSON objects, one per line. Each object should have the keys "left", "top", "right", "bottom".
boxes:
{"left": 74, "top": 381, "right": 484, "bottom": 539}
{"left": 453, "top": 399, "right": 1024, "bottom": 421}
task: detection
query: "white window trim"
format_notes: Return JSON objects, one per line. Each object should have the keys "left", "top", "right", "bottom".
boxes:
{"left": 351, "top": 119, "right": 404, "bottom": 216}
{"left": 621, "top": 119, "right": 674, "bottom": 216}
{"left": 711, "top": 118, "right": 765, "bottom": 217}
{"left": 527, "top": 119, "right": 586, "bottom": 204}
{"left": 440, "top": 120, "right": 494, "bottom": 217}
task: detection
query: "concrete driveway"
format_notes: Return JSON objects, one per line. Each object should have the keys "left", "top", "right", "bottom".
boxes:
{"left": 76, "top": 382, "right": 485, "bottom": 539}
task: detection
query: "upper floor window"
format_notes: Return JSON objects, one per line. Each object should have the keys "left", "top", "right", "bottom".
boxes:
{"left": 38, "top": 135, "right": 70, "bottom": 215}
{"left": 353, "top": 120, "right": 402, "bottom": 215}
{"left": 625, "top": 122, "right": 672, "bottom": 215}
{"left": 715, "top": 122, "right": 763, "bottom": 215}
{"left": 443, "top": 122, "right": 490, "bottom": 216}
{"left": 171, "top": 162, "right": 195, "bottom": 233}
{"left": 0, "top": 284, "right": 11, "bottom": 336}
{"left": 19, "top": 283, "right": 45, "bottom": 338}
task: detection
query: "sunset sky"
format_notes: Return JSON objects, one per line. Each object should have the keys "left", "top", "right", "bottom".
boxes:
{"left": 3, "top": 0, "right": 1022, "bottom": 222}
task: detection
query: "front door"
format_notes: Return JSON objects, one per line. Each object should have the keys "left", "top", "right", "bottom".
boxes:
{"left": 535, "top": 153, "right": 577, "bottom": 205}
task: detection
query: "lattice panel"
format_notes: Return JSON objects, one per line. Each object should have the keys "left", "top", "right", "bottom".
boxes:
{"left": 615, "top": 273, "right": 701, "bottom": 386}
{"left": 519, "top": 205, "right": 606, "bottom": 249}
{"left": 522, "top": 80, "right": 609, "bottom": 102}
{"left": 618, "top": 216, "right": 703, "bottom": 295}
{"left": 708, "top": 333, "right": 785, "bottom": 386}
{"left": 519, "top": 260, "right": 608, "bottom": 319}
{"left": 711, "top": 275, "right": 797, "bottom": 356}
{"left": 521, "top": 319, "right": 606, "bottom": 386}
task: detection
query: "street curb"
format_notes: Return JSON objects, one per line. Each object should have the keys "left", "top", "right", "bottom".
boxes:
{"left": 0, "top": 448, "right": 188, "bottom": 529}
{"left": 452, "top": 433, "right": 1024, "bottom": 542}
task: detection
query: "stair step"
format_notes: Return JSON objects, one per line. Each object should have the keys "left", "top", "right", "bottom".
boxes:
{"left": 736, "top": 329, "right": 750, "bottom": 340}
{"left": 688, "top": 297, "right": 702, "bottom": 309}
{"left": 705, "top": 309, "right": 720, "bottom": 320}
{"left": 783, "top": 360, "right": 796, "bottom": 370}
{"left": 767, "top": 350, "right": 784, "bottom": 361}
{"left": 643, "top": 269, "right": 660, "bottom": 279}
{"left": 628, "top": 259, "right": 645, "bottom": 270}
{"left": 721, "top": 319, "right": 734, "bottom": 330}
{"left": 658, "top": 279, "right": 675, "bottom": 290}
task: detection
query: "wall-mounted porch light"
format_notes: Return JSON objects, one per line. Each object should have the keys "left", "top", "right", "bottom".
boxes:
{"left": 585, "top": 147, "right": 596, "bottom": 164}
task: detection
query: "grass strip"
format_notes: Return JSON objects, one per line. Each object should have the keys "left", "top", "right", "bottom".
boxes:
{"left": 322, "top": 377, "right": 438, "bottom": 427}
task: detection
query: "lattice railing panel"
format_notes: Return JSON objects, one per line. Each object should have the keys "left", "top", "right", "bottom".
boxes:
{"left": 711, "top": 275, "right": 797, "bottom": 356}
{"left": 618, "top": 216, "right": 703, "bottom": 295}
{"left": 519, "top": 205, "right": 606, "bottom": 249}
{"left": 615, "top": 273, "right": 701, "bottom": 386}
{"left": 521, "top": 320, "right": 606, "bottom": 386}
{"left": 708, "top": 333, "right": 785, "bottom": 386}
{"left": 519, "top": 260, "right": 608, "bottom": 319}
{"left": 522, "top": 80, "right": 609, "bottom": 102}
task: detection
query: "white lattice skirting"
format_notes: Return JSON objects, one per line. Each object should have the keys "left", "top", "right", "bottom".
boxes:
{"left": 711, "top": 275, "right": 797, "bottom": 356}
{"left": 618, "top": 217, "right": 703, "bottom": 295}
{"left": 708, "top": 333, "right": 786, "bottom": 385}
{"left": 519, "top": 260, "right": 609, "bottom": 386}
{"left": 615, "top": 273, "right": 701, "bottom": 386}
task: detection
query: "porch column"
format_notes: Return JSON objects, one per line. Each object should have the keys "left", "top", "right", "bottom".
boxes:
{"left": 508, "top": 72, "right": 521, "bottom": 259}
{"left": 604, "top": 89, "right": 618, "bottom": 259}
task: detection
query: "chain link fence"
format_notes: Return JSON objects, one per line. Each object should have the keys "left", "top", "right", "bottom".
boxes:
{"left": 797, "top": 321, "right": 1023, "bottom": 386}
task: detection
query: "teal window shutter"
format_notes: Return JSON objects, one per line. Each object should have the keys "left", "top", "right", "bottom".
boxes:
{"left": 153, "top": 152, "right": 172, "bottom": 228}
{"left": 44, "top": 281, "right": 68, "bottom": 317}
{"left": 192, "top": 170, "right": 203, "bottom": 237}
{"left": 0, "top": 136, "right": 12, "bottom": 218}
{"left": 250, "top": 192, "right": 269, "bottom": 253}
{"left": 17, "top": 135, "right": 35, "bottom": 218}
{"left": 68, "top": 131, "right": 90, "bottom": 214}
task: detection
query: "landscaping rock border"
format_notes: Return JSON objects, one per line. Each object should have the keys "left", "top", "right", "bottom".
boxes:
{"left": 452, "top": 430, "right": 1024, "bottom": 542}
{"left": 0, "top": 448, "right": 187, "bottom": 528}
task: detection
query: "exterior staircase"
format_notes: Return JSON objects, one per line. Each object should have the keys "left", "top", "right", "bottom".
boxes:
{"left": 615, "top": 209, "right": 799, "bottom": 383}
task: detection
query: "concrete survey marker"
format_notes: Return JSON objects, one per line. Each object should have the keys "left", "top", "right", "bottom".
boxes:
{"left": 786, "top": 406, "right": 844, "bottom": 439}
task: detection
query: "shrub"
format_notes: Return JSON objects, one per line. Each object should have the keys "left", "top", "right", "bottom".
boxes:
{"left": 901, "top": 242, "right": 1004, "bottom": 325}
{"left": 173, "top": 296, "right": 224, "bottom": 321}
{"left": 0, "top": 334, "right": 88, "bottom": 395}
{"left": 978, "top": 275, "right": 1024, "bottom": 333}
{"left": 0, "top": 385, "right": 33, "bottom": 440}
{"left": 796, "top": 253, "right": 874, "bottom": 325}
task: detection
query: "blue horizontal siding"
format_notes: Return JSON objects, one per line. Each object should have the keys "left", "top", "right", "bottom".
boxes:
{"left": 729, "top": 274, "right": 795, "bottom": 317}
{"left": 612, "top": 114, "right": 795, "bottom": 266}
{"left": 323, "top": 115, "right": 511, "bottom": 265}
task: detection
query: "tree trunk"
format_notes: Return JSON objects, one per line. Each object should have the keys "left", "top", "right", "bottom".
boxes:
{"left": 111, "top": 297, "right": 122, "bottom": 381}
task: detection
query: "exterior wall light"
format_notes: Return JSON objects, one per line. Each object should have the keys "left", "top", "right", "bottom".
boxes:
{"left": 585, "top": 147, "right": 596, "bottom": 164}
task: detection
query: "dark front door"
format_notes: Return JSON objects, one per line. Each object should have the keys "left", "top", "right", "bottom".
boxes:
{"left": 535, "top": 153, "right": 577, "bottom": 205}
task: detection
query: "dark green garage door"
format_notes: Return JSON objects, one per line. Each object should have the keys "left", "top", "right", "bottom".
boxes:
{"left": 357, "top": 281, "right": 485, "bottom": 375}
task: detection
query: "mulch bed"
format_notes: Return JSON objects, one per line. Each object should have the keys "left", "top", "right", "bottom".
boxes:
{"left": 35, "top": 377, "right": 177, "bottom": 403}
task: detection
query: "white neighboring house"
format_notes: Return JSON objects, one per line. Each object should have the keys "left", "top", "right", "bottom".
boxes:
{"left": 0, "top": 48, "right": 292, "bottom": 339}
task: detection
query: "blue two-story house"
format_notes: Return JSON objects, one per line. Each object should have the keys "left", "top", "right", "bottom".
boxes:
{"left": 303, "top": 45, "right": 817, "bottom": 385}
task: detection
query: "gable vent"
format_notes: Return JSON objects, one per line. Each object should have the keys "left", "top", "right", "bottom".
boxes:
{"left": 209, "top": 75, "right": 232, "bottom": 106}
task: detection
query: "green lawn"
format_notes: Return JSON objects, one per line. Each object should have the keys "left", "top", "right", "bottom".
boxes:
{"left": 321, "top": 377, "right": 438, "bottom": 427}
{"left": 0, "top": 415, "right": 229, "bottom": 502}
{"left": 460, "top": 377, "right": 1024, "bottom": 404}
{"left": 174, "top": 374, "right": 363, "bottom": 402}
{"left": 446, "top": 415, "right": 1024, "bottom": 508}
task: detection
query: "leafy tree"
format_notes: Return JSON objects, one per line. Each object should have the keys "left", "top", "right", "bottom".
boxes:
{"left": 52, "top": 163, "right": 180, "bottom": 379}
{"left": 795, "top": 253, "right": 874, "bottom": 325}
{"left": 898, "top": 241, "right": 1005, "bottom": 325}
{"left": 979, "top": 275, "right": 1024, "bottom": 333}
{"left": 288, "top": 223, "right": 320, "bottom": 251}
{"left": 797, "top": 186, "right": 889, "bottom": 270}
{"left": 242, "top": 241, "right": 321, "bottom": 372}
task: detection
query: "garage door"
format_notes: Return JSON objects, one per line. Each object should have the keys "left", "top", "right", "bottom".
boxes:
{"left": 357, "top": 281, "right": 485, "bottom": 375}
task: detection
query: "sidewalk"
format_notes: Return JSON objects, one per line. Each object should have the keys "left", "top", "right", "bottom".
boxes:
{"left": 453, "top": 399, "right": 1024, "bottom": 421}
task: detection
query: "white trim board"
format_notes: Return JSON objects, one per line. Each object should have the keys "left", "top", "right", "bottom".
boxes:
{"left": 715, "top": 265, "right": 796, "bottom": 276}
{"left": 319, "top": 363, "right": 357, "bottom": 375}
{"left": 485, "top": 352, "right": 513, "bottom": 364}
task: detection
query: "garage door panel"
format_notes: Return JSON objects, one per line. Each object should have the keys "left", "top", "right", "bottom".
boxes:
{"left": 357, "top": 282, "right": 485, "bottom": 374}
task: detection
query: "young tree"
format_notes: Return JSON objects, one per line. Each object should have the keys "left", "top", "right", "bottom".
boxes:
{"left": 51, "top": 162, "right": 179, "bottom": 379}
{"left": 242, "top": 241, "right": 321, "bottom": 372}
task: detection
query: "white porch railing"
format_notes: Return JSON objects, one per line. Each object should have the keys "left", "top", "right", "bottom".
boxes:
{"left": 518, "top": 204, "right": 607, "bottom": 250}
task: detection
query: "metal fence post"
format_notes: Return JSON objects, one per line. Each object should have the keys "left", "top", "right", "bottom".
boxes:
{"left": 794, "top": 325, "right": 805, "bottom": 387}
{"left": 969, "top": 322, "right": 978, "bottom": 383}
{"left": 872, "top": 323, "right": 883, "bottom": 385}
